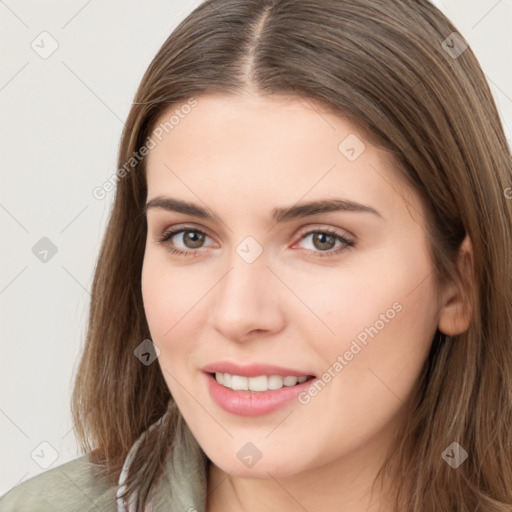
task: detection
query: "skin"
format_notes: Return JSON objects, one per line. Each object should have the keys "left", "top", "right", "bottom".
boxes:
{"left": 141, "top": 92, "right": 472, "bottom": 512}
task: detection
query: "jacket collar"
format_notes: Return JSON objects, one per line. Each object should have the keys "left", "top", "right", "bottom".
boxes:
{"left": 117, "top": 412, "right": 210, "bottom": 512}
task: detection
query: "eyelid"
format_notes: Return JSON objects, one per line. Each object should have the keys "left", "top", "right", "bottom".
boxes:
{"left": 154, "top": 223, "right": 216, "bottom": 247}
{"left": 294, "top": 223, "right": 354, "bottom": 240}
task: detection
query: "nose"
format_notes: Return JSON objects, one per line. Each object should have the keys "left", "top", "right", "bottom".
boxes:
{"left": 207, "top": 251, "right": 286, "bottom": 343}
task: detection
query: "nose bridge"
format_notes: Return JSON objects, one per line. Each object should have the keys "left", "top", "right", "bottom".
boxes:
{"left": 208, "top": 237, "right": 284, "bottom": 339}
{"left": 218, "top": 242, "right": 269, "bottom": 311}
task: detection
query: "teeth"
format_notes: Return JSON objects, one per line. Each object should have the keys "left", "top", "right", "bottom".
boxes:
{"left": 214, "top": 372, "right": 310, "bottom": 392}
{"left": 283, "top": 376, "right": 298, "bottom": 386}
{"left": 231, "top": 375, "right": 249, "bottom": 391}
{"left": 248, "top": 375, "right": 267, "bottom": 392}
{"left": 268, "top": 375, "right": 283, "bottom": 390}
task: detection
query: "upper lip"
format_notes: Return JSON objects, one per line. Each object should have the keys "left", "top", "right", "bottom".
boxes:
{"left": 202, "top": 361, "right": 315, "bottom": 378}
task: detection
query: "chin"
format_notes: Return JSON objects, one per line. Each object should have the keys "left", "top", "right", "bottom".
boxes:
{"left": 207, "top": 446, "right": 308, "bottom": 479}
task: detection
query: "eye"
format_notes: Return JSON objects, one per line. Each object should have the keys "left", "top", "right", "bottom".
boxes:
{"left": 294, "top": 228, "right": 355, "bottom": 257}
{"left": 155, "top": 225, "right": 356, "bottom": 258}
{"left": 156, "top": 226, "right": 214, "bottom": 257}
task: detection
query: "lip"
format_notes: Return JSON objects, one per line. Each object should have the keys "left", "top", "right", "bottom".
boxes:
{"left": 202, "top": 361, "right": 315, "bottom": 378}
{"left": 204, "top": 372, "right": 317, "bottom": 416}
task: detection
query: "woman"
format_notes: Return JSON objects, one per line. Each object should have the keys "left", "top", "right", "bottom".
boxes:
{"left": 2, "top": 0, "right": 511, "bottom": 510}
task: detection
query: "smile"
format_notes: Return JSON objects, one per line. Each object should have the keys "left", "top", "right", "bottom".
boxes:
{"left": 205, "top": 372, "right": 318, "bottom": 416}
{"left": 213, "top": 372, "right": 312, "bottom": 392}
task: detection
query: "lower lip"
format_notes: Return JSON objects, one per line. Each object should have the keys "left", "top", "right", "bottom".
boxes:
{"left": 205, "top": 372, "right": 316, "bottom": 417}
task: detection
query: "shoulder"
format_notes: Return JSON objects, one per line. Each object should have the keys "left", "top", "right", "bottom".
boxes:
{"left": 0, "top": 454, "right": 119, "bottom": 512}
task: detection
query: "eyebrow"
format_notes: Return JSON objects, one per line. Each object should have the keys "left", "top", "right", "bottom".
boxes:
{"left": 144, "top": 196, "right": 384, "bottom": 224}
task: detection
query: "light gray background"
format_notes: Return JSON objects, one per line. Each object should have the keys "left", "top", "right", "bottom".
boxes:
{"left": 1, "top": 0, "right": 511, "bottom": 495}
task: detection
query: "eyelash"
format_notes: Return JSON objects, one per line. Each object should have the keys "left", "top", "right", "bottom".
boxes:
{"left": 155, "top": 226, "right": 356, "bottom": 258}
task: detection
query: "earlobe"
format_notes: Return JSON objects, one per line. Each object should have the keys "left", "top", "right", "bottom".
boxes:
{"left": 437, "top": 234, "right": 474, "bottom": 336}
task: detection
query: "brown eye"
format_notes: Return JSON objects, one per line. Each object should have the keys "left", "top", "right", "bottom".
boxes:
{"left": 180, "top": 230, "right": 206, "bottom": 249}
{"left": 311, "top": 232, "right": 337, "bottom": 251}
{"left": 157, "top": 227, "right": 212, "bottom": 256}
{"left": 296, "top": 229, "right": 355, "bottom": 258}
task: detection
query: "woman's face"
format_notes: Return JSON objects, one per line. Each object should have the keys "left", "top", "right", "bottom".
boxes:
{"left": 141, "top": 93, "right": 446, "bottom": 480}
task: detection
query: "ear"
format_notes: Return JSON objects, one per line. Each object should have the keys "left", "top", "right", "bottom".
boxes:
{"left": 437, "top": 234, "right": 474, "bottom": 336}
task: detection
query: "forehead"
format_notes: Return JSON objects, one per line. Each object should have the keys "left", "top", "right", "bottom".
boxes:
{"left": 149, "top": 93, "right": 359, "bottom": 157}
{"left": 144, "top": 93, "right": 422, "bottom": 228}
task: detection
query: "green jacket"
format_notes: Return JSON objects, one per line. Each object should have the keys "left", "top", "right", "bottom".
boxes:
{"left": 0, "top": 418, "right": 209, "bottom": 511}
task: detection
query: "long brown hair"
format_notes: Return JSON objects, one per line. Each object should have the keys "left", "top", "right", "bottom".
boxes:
{"left": 71, "top": 0, "right": 512, "bottom": 510}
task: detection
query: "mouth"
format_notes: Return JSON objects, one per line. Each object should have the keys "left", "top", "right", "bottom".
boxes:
{"left": 205, "top": 370, "right": 317, "bottom": 416}
{"left": 208, "top": 372, "right": 316, "bottom": 392}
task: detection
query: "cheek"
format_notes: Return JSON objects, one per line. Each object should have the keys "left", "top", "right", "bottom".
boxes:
{"left": 141, "top": 251, "right": 211, "bottom": 340}
{"left": 289, "top": 242, "right": 439, "bottom": 395}
{"left": 288, "top": 272, "right": 438, "bottom": 458}
{"left": 140, "top": 251, "right": 218, "bottom": 399}
{"left": 312, "top": 273, "right": 438, "bottom": 420}
{"left": 276, "top": 246, "right": 433, "bottom": 346}
{"left": 141, "top": 258, "right": 193, "bottom": 398}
